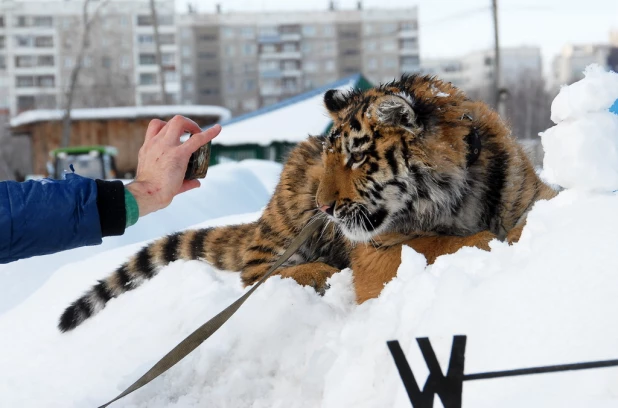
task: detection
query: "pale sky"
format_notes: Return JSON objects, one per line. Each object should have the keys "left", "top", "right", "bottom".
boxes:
{"left": 177, "top": 0, "right": 618, "bottom": 71}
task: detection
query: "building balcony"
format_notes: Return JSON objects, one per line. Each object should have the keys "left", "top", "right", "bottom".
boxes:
{"left": 259, "top": 69, "right": 282, "bottom": 79}
{"left": 258, "top": 35, "right": 281, "bottom": 44}
{"left": 280, "top": 33, "right": 301, "bottom": 42}
{"left": 281, "top": 69, "right": 302, "bottom": 77}
{"left": 260, "top": 87, "right": 283, "bottom": 97}
{"left": 400, "top": 47, "right": 420, "bottom": 56}
{"left": 259, "top": 51, "right": 302, "bottom": 60}
{"left": 398, "top": 30, "right": 419, "bottom": 39}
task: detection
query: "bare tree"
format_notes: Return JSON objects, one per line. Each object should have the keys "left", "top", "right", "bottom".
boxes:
{"left": 60, "top": 0, "right": 111, "bottom": 148}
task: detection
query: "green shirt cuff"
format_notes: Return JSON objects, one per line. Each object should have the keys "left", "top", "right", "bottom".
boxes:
{"left": 124, "top": 187, "right": 139, "bottom": 228}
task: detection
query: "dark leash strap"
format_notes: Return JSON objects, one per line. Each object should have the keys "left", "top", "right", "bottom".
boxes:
{"left": 98, "top": 220, "right": 321, "bottom": 408}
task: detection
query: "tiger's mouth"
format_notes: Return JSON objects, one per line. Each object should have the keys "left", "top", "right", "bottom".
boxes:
{"left": 318, "top": 203, "right": 389, "bottom": 242}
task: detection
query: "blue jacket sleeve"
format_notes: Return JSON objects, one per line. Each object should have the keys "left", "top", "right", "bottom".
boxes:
{"left": 0, "top": 173, "right": 103, "bottom": 264}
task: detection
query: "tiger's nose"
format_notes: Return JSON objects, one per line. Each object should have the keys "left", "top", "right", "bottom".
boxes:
{"left": 319, "top": 202, "right": 335, "bottom": 216}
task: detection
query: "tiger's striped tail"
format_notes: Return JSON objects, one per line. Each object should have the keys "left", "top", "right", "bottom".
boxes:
{"left": 58, "top": 223, "right": 256, "bottom": 332}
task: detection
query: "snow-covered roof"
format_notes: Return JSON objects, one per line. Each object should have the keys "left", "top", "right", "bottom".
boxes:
{"left": 9, "top": 105, "right": 232, "bottom": 128}
{"left": 215, "top": 74, "right": 369, "bottom": 146}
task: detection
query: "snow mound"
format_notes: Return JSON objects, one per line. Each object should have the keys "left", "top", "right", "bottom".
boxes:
{"left": 0, "top": 160, "right": 282, "bottom": 315}
{"left": 1, "top": 191, "right": 618, "bottom": 407}
{"left": 541, "top": 65, "right": 618, "bottom": 191}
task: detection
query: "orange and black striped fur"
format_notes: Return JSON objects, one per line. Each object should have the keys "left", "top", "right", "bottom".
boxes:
{"left": 58, "top": 75, "right": 556, "bottom": 331}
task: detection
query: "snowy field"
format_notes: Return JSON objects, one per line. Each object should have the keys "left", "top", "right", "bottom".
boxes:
{"left": 1, "top": 66, "right": 618, "bottom": 408}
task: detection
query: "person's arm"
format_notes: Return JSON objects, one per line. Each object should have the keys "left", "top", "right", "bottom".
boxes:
{"left": 0, "top": 175, "right": 123, "bottom": 263}
{"left": 0, "top": 116, "right": 221, "bottom": 264}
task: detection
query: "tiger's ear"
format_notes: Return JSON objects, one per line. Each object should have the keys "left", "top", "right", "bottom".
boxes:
{"left": 324, "top": 89, "right": 349, "bottom": 115}
{"left": 373, "top": 94, "right": 417, "bottom": 131}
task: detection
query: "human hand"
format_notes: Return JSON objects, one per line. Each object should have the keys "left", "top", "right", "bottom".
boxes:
{"left": 126, "top": 116, "right": 222, "bottom": 217}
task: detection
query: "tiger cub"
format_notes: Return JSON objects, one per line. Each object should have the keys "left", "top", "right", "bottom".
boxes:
{"left": 58, "top": 74, "right": 556, "bottom": 331}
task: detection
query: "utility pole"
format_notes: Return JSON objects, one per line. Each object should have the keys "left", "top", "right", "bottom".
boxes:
{"left": 491, "top": 0, "right": 501, "bottom": 109}
{"left": 149, "top": 0, "right": 168, "bottom": 104}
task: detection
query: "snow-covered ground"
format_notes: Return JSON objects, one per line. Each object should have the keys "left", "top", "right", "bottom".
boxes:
{"left": 1, "top": 67, "right": 618, "bottom": 408}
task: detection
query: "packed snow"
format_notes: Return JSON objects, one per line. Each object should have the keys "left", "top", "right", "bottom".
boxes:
{"left": 2, "top": 68, "right": 618, "bottom": 407}
{"left": 9, "top": 105, "right": 232, "bottom": 128}
{"left": 541, "top": 65, "right": 618, "bottom": 192}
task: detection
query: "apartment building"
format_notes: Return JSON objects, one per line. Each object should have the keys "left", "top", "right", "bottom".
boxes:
{"left": 0, "top": 0, "right": 179, "bottom": 116}
{"left": 420, "top": 46, "right": 543, "bottom": 95}
{"left": 177, "top": 6, "right": 420, "bottom": 115}
{"left": 551, "top": 42, "right": 613, "bottom": 89}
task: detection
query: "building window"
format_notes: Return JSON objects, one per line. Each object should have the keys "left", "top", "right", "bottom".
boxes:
{"left": 0, "top": 36, "right": 4, "bottom": 49}
{"left": 244, "top": 79, "right": 256, "bottom": 91}
{"left": 226, "top": 79, "right": 235, "bottom": 92}
{"left": 182, "top": 64, "right": 192, "bottom": 76}
{"left": 0, "top": 55, "right": 6, "bottom": 70}
{"left": 282, "top": 60, "right": 298, "bottom": 70}
{"left": 401, "top": 21, "right": 417, "bottom": 31}
{"left": 302, "top": 25, "right": 316, "bottom": 37}
{"left": 137, "top": 15, "right": 152, "bottom": 26}
{"left": 37, "top": 75, "right": 55, "bottom": 87}
{"left": 141, "top": 92, "right": 159, "bottom": 104}
{"left": 325, "top": 60, "right": 336, "bottom": 72}
{"left": 202, "top": 70, "right": 219, "bottom": 78}
{"left": 242, "top": 43, "right": 256, "bottom": 56}
{"left": 158, "top": 15, "right": 174, "bottom": 26}
{"left": 322, "top": 24, "right": 335, "bottom": 37}
{"left": 138, "top": 34, "right": 154, "bottom": 44}
{"left": 323, "top": 42, "right": 335, "bottom": 54}
{"left": 198, "top": 52, "right": 217, "bottom": 59}
{"left": 241, "top": 98, "right": 258, "bottom": 111}
{"left": 200, "top": 88, "right": 219, "bottom": 95}
{"left": 35, "top": 36, "right": 54, "bottom": 48}
{"left": 15, "top": 36, "right": 32, "bottom": 47}
{"left": 301, "top": 42, "right": 312, "bottom": 53}
{"left": 382, "top": 40, "right": 397, "bottom": 52}
{"left": 120, "top": 16, "right": 129, "bottom": 27}
{"left": 484, "top": 57, "right": 493, "bottom": 66}
{"left": 382, "top": 23, "right": 397, "bottom": 34}
{"left": 258, "top": 26, "right": 277, "bottom": 37}
{"left": 243, "top": 63, "right": 253, "bottom": 74}
{"left": 343, "top": 49, "right": 359, "bottom": 56}
{"left": 139, "top": 54, "right": 156, "bottom": 65}
{"left": 120, "top": 55, "right": 131, "bottom": 69}
{"left": 17, "top": 96, "right": 35, "bottom": 111}
{"left": 182, "top": 45, "right": 192, "bottom": 58}
{"left": 15, "top": 56, "right": 35, "bottom": 68}
{"left": 16, "top": 76, "right": 34, "bottom": 88}
{"left": 64, "top": 56, "right": 74, "bottom": 68}
{"left": 33, "top": 16, "right": 53, "bottom": 27}
{"left": 261, "top": 44, "right": 276, "bottom": 53}
{"left": 183, "top": 81, "right": 194, "bottom": 93}
{"left": 340, "top": 31, "right": 358, "bottom": 40}
{"left": 225, "top": 45, "right": 236, "bottom": 57}
{"left": 16, "top": 16, "right": 27, "bottom": 27}
{"left": 384, "top": 57, "right": 397, "bottom": 69}
{"left": 162, "top": 53, "right": 175, "bottom": 67}
{"left": 222, "top": 27, "right": 235, "bottom": 39}
{"left": 367, "top": 58, "right": 378, "bottom": 71}
{"left": 401, "top": 39, "right": 418, "bottom": 49}
{"left": 159, "top": 34, "right": 175, "bottom": 45}
{"left": 181, "top": 28, "right": 191, "bottom": 40}
{"left": 364, "top": 24, "right": 375, "bottom": 35}
{"left": 0, "top": 16, "right": 4, "bottom": 28}
{"left": 240, "top": 27, "right": 255, "bottom": 38}
{"left": 282, "top": 43, "right": 297, "bottom": 53}
{"left": 401, "top": 56, "right": 420, "bottom": 67}
{"left": 140, "top": 73, "right": 157, "bottom": 85}
{"left": 259, "top": 60, "right": 279, "bottom": 71}
{"left": 304, "top": 61, "right": 318, "bottom": 73}
{"left": 102, "top": 56, "right": 112, "bottom": 68}
{"left": 364, "top": 40, "right": 377, "bottom": 52}
{"left": 164, "top": 70, "right": 177, "bottom": 83}
{"left": 82, "top": 56, "right": 91, "bottom": 67}
{"left": 199, "top": 34, "right": 217, "bottom": 41}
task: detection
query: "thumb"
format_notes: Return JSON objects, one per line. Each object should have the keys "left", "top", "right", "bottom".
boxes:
{"left": 177, "top": 179, "right": 201, "bottom": 195}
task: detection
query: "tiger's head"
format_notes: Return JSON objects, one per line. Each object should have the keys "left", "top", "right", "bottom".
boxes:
{"left": 315, "top": 74, "right": 490, "bottom": 242}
